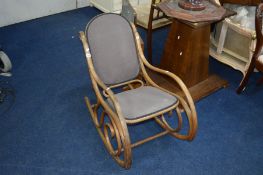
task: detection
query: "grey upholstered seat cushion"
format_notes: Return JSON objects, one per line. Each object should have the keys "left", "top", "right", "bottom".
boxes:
{"left": 107, "top": 86, "right": 178, "bottom": 120}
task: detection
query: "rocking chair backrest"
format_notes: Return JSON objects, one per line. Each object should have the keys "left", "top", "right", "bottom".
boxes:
{"left": 85, "top": 13, "right": 140, "bottom": 85}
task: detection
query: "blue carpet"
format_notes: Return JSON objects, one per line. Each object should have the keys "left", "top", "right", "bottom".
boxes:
{"left": 0, "top": 7, "right": 262, "bottom": 175}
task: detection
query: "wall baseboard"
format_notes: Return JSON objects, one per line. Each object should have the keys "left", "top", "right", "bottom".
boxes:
{"left": 0, "top": 0, "right": 91, "bottom": 27}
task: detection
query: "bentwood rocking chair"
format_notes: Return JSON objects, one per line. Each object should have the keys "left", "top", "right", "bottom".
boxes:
{"left": 79, "top": 13, "right": 198, "bottom": 169}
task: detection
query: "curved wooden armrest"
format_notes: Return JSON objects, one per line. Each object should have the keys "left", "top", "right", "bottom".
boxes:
{"left": 143, "top": 61, "right": 196, "bottom": 112}
{"left": 130, "top": 24, "right": 196, "bottom": 117}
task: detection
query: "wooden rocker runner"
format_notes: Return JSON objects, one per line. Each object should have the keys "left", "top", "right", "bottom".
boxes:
{"left": 79, "top": 13, "right": 198, "bottom": 169}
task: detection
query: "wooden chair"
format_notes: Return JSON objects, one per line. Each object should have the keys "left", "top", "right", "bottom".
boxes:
{"left": 210, "top": 0, "right": 259, "bottom": 72}
{"left": 210, "top": 0, "right": 261, "bottom": 93}
{"left": 79, "top": 13, "right": 198, "bottom": 169}
{"left": 237, "top": 3, "right": 263, "bottom": 93}
{"left": 147, "top": 0, "right": 171, "bottom": 63}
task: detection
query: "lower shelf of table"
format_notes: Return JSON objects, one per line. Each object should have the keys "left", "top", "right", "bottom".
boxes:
{"left": 148, "top": 71, "right": 228, "bottom": 102}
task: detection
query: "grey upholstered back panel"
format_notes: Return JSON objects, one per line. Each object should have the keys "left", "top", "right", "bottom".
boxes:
{"left": 86, "top": 14, "right": 140, "bottom": 85}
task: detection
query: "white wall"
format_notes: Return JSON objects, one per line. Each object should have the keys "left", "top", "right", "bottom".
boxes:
{"left": 0, "top": 0, "right": 90, "bottom": 27}
{"left": 77, "top": 0, "right": 91, "bottom": 8}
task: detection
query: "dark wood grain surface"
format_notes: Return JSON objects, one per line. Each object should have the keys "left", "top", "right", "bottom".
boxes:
{"left": 160, "top": 19, "right": 210, "bottom": 87}
{"left": 219, "top": 0, "right": 261, "bottom": 6}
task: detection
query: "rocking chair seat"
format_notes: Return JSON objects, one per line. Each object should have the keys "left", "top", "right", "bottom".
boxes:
{"left": 107, "top": 86, "right": 178, "bottom": 120}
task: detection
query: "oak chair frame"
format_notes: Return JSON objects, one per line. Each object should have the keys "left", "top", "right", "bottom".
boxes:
{"left": 79, "top": 14, "right": 197, "bottom": 169}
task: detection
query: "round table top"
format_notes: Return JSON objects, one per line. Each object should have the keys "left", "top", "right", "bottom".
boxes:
{"left": 158, "top": 0, "right": 226, "bottom": 23}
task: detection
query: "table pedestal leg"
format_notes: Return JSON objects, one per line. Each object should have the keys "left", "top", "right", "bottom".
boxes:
{"left": 151, "top": 19, "right": 228, "bottom": 101}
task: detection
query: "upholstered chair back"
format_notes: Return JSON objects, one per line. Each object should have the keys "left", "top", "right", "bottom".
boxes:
{"left": 86, "top": 14, "right": 140, "bottom": 85}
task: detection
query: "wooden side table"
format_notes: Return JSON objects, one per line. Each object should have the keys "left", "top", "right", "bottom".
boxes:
{"left": 160, "top": 20, "right": 228, "bottom": 101}
{"left": 149, "top": 0, "right": 234, "bottom": 101}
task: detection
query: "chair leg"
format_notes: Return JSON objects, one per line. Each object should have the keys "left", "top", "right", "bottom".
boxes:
{"left": 147, "top": 6, "right": 155, "bottom": 64}
{"left": 236, "top": 64, "right": 255, "bottom": 94}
